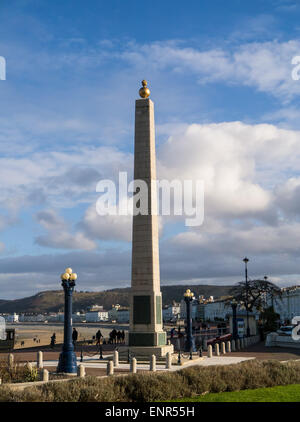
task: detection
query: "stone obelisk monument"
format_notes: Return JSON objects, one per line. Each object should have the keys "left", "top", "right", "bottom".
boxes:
{"left": 127, "top": 81, "right": 173, "bottom": 357}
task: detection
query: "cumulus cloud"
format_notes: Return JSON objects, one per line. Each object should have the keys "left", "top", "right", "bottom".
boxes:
{"left": 122, "top": 39, "right": 300, "bottom": 102}
{"left": 35, "top": 209, "right": 97, "bottom": 250}
{"left": 2, "top": 119, "right": 300, "bottom": 294}
{"left": 81, "top": 205, "right": 132, "bottom": 242}
{"left": 158, "top": 121, "right": 300, "bottom": 221}
{"left": 0, "top": 145, "right": 132, "bottom": 214}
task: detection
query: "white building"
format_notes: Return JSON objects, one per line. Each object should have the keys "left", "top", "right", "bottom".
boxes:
{"left": 87, "top": 305, "right": 104, "bottom": 312}
{"left": 5, "top": 313, "right": 19, "bottom": 323}
{"left": 163, "top": 305, "right": 180, "bottom": 322}
{"left": 47, "top": 313, "right": 64, "bottom": 322}
{"left": 86, "top": 311, "right": 108, "bottom": 322}
{"left": 19, "top": 314, "right": 47, "bottom": 322}
{"left": 179, "top": 299, "right": 198, "bottom": 320}
{"left": 203, "top": 300, "right": 230, "bottom": 321}
{"left": 72, "top": 312, "right": 86, "bottom": 322}
{"left": 108, "top": 305, "right": 129, "bottom": 323}
{"left": 274, "top": 286, "right": 300, "bottom": 322}
{"left": 116, "top": 309, "right": 129, "bottom": 323}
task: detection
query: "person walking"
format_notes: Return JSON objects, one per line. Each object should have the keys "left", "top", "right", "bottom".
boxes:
{"left": 50, "top": 333, "right": 56, "bottom": 349}
{"left": 72, "top": 327, "right": 78, "bottom": 349}
{"left": 96, "top": 329, "right": 102, "bottom": 346}
{"left": 117, "top": 330, "right": 122, "bottom": 344}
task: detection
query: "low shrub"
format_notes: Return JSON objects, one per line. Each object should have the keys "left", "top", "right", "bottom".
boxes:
{"left": 0, "top": 360, "right": 38, "bottom": 384}
{"left": 1, "top": 359, "right": 300, "bottom": 402}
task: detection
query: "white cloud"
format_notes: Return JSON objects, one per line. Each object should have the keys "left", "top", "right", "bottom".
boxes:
{"left": 157, "top": 121, "right": 300, "bottom": 219}
{"left": 122, "top": 39, "right": 300, "bottom": 102}
{"left": 35, "top": 209, "right": 97, "bottom": 251}
{"left": 0, "top": 145, "right": 132, "bottom": 214}
{"left": 82, "top": 205, "right": 132, "bottom": 242}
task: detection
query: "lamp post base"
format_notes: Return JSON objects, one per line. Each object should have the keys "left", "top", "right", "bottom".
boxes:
{"left": 57, "top": 350, "right": 77, "bottom": 374}
{"left": 184, "top": 338, "right": 196, "bottom": 353}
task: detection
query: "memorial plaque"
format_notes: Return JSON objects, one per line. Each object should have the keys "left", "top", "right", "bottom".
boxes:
{"left": 133, "top": 295, "right": 151, "bottom": 324}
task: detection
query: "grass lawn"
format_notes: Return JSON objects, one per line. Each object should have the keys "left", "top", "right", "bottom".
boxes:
{"left": 172, "top": 384, "right": 300, "bottom": 402}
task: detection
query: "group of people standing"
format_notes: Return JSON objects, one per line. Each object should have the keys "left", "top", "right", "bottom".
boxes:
{"left": 108, "top": 329, "right": 125, "bottom": 344}
{"left": 50, "top": 327, "right": 125, "bottom": 348}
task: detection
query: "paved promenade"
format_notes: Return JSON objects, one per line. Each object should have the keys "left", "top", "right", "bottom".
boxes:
{"left": 1, "top": 342, "right": 299, "bottom": 378}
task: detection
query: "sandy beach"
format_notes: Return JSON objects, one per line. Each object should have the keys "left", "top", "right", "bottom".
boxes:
{"left": 6, "top": 322, "right": 129, "bottom": 348}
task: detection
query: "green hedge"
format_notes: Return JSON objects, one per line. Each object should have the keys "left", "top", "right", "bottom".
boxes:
{"left": 1, "top": 360, "right": 300, "bottom": 402}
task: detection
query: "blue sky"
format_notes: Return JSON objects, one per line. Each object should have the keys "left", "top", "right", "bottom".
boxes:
{"left": 1, "top": 0, "right": 300, "bottom": 298}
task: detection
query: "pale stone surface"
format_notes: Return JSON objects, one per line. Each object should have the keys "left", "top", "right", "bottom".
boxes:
{"left": 78, "top": 365, "right": 85, "bottom": 378}
{"left": 165, "top": 352, "right": 172, "bottom": 369}
{"left": 221, "top": 342, "right": 226, "bottom": 354}
{"left": 122, "top": 344, "right": 173, "bottom": 358}
{"left": 215, "top": 343, "right": 220, "bottom": 356}
{"left": 150, "top": 354, "right": 156, "bottom": 372}
{"left": 226, "top": 341, "right": 231, "bottom": 353}
{"left": 130, "top": 357, "right": 137, "bottom": 373}
{"left": 128, "top": 97, "right": 173, "bottom": 357}
{"left": 42, "top": 369, "right": 49, "bottom": 382}
{"left": 107, "top": 361, "right": 114, "bottom": 376}
{"left": 23, "top": 356, "right": 255, "bottom": 375}
{"left": 208, "top": 345, "right": 213, "bottom": 357}
{"left": 113, "top": 350, "right": 119, "bottom": 367}
{"left": 37, "top": 351, "right": 43, "bottom": 369}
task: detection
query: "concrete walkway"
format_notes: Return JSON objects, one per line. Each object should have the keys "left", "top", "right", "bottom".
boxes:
{"left": 31, "top": 354, "right": 254, "bottom": 372}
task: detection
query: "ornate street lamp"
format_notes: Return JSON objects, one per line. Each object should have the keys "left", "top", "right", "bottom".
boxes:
{"left": 231, "top": 298, "right": 238, "bottom": 340}
{"left": 57, "top": 267, "right": 78, "bottom": 374}
{"left": 263, "top": 275, "right": 268, "bottom": 309}
{"left": 243, "top": 257, "right": 250, "bottom": 337}
{"left": 183, "top": 289, "right": 196, "bottom": 354}
{"left": 264, "top": 275, "right": 274, "bottom": 309}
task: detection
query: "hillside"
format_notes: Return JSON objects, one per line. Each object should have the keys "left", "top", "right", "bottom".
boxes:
{"left": 0, "top": 284, "right": 233, "bottom": 314}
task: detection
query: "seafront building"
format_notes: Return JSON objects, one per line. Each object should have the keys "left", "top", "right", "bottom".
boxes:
{"left": 273, "top": 286, "right": 300, "bottom": 321}
{"left": 2, "top": 285, "right": 300, "bottom": 326}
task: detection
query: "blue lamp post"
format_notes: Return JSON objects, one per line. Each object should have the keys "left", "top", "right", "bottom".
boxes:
{"left": 231, "top": 298, "right": 238, "bottom": 340}
{"left": 57, "top": 267, "right": 78, "bottom": 374}
{"left": 184, "top": 289, "right": 196, "bottom": 354}
{"left": 243, "top": 257, "right": 251, "bottom": 337}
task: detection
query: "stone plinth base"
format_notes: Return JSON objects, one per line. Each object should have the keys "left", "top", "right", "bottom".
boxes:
{"left": 119, "top": 344, "right": 174, "bottom": 359}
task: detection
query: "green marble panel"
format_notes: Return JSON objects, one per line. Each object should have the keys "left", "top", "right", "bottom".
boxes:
{"left": 156, "top": 295, "right": 162, "bottom": 324}
{"left": 158, "top": 332, "right": 166, "bottom": 346}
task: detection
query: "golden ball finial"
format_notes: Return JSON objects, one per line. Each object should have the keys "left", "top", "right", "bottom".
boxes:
{"left": 139, "top": 80, "right": 150, "bottom": 98}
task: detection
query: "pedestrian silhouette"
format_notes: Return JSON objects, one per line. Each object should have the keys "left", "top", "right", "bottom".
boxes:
{"left": 72, "top": 328, "right": 78, "bottom": 349}
{"left": 50, "top": 333, "right": 56, "bottom": 349}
